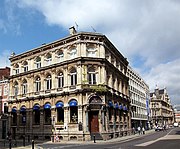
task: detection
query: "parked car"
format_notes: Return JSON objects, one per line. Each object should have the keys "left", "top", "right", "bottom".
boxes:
{"left": 155, "top": 126, "right": 163, "bottom": 131}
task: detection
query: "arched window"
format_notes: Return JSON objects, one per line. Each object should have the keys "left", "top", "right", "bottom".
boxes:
{"left": 45, "top": 53, "right": 52, "bottom": 65}
{"left": 11, "top": 107, "right": 17, "bottom": 125}
{"left": 14, "top": 64, "right": 19, "bottom": 74}
{"left": 70, "top": 68, "right": 77, "bottom": 86}
{"left": 35, "top": 56, "right": 41, "bottom": 69}
{"left": 57, "top": 50, "right": 64, "bottom": 62}
{"left": 57, "top": 72, "right": 64, "bottom": 88}
{"left": 23, "top": 61, "right": 28, "bottom": 72}
{"left": 69, "top": 48, "right": 77, "bottom": 59}
{"left": 86, "top": 48, "right": 96, "bottom": 57}
{"left": 14, "top": 81, "right": 18, "bottom": 97}
{"left": 46, "top": 74, "right": 52, "bottom": 90}
{"left": 35, "top": 76, "right": 41, "bottom": 92}
{"left": 44, "top": 103, "right": 51, "bottom": 124}
{"left": 56, "top": 102, "right": 64, "bottom": 124}
{"left": 69, "top": 100, "right": 78, "bottom": 123}
{"left": 33, "top": 104, "right": 40, "bottom": 125}
{"left": 20, "top": 106, "right": 26, "bottom": 125}
{"left": 22, "top": 79, "right": 27, "bottom": 95}
{"left": 88, "top": 67, "right": 96, "bottom": 85}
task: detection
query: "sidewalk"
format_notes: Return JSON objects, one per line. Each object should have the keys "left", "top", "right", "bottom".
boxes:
{"left": 3, "top": 129, "right": 155, "bottom": 149}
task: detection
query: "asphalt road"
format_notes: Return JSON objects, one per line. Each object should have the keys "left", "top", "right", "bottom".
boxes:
{"left": 38, "top": 127, "right": 180, "bottom": 149}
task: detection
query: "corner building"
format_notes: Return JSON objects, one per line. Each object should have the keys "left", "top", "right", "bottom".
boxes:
{"left": 8, "top": 27, "right": 130, "bottom": 141}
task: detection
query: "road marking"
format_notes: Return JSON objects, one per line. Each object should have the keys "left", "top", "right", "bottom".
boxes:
{"left": 135, "top": 129, "right": 180, "bottom": 147}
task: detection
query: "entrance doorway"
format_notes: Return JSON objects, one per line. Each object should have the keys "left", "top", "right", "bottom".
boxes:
{"left": 89, "top": 111, "right": 99, "bottom": 133}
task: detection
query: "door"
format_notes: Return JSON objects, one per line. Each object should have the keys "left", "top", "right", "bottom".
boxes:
{"left": 89, "top": 111, "right": 99, "bottom": 133}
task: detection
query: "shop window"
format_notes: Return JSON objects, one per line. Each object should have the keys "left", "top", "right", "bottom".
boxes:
{"left": 44, "top": 103, "right": 51, "bottom": 124}
{"left": 33, "top": 104, "right": 40, "bottom": 125}
{"left": 69, "top": 100, "right": 78, "bottom": 123}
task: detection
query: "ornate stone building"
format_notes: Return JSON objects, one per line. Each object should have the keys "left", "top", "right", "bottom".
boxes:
{"left": 8, "top": 27, "right": 130, "bottom": 141}
{"left": 127, "top": 66, "right": 150, "bottom": 130}
{"left": 150, "top": 87, "right": 174, "bottom": 128}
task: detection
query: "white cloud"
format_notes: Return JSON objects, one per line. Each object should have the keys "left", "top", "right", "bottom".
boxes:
{"left": 0, "top": 50, "right": 11, "bottom": 68}
{"left": 16, "top": 0, "right": 180, "bottom": 104}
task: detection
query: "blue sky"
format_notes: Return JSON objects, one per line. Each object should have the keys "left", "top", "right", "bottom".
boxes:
{"left": 1, "top": 0, "right": 180, "bottom": 105}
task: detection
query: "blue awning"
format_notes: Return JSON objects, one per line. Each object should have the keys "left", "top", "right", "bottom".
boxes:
{"left": 33, "top": 104, "right": 40, "bottom": 110}
{"left": 108, "top": 101, "right": 113, "bottom": 107}
{"left": 69, "top": 100, "right": 77, "bottom": 107}
{"left": 20, "top": 106, "right": 26, "bottom": 112}
{"left": 56, "top": 102, "right": 64, "bottom": 108}
{"left": 119, "top": 105, "right": 123, "bottom": 110}
{"left": 115, "top": 103, "right": 119, "bottom": 109}
{"left": 11, "top": 107, "right": 17, "bottom": 113}
{"left": 44, "top": 103, "right": 51, "bottom": 109}
{"left": 123, "top": 106, "right": 128, "bottom": 111}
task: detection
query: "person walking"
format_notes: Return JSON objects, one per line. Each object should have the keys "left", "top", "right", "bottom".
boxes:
{"left": 138, "top": 126, "right": 141, "bottom": 135}
{"left": 142, "top": 127, "right": 145, "bottom": 134}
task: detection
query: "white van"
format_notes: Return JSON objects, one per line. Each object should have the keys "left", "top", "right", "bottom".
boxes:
{"left": 174, "top": 122, "right": 179, "bottom": 127}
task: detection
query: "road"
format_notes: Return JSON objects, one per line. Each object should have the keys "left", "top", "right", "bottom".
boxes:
{"left": 1, "top": 128, "right": 179, "bottom": 148}
{"left": 38, "top": 127, "right": 180, "bottom": 149}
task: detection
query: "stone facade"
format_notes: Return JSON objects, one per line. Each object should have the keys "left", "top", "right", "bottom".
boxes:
{"left": 8, "top": 28, "right": 131, "bottom": 141}
{"left": 150, "top": 87, "right": 174, "bottom": 128}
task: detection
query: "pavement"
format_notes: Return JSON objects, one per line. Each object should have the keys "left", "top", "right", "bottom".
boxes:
{"left": 1, "top": 129, "right": 155, "bottom": 149}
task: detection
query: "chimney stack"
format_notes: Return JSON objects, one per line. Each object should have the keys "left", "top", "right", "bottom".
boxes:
{"left": 69, "top": 26, "right": 77, "bottom": 35}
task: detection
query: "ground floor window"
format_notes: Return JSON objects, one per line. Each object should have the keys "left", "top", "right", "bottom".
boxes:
{"left": 34, "top": 110, "right": 40, "bottom": 124}
{"left": 70, "top": 107, "right": 78, "bottom": 123}
{"left": 57, "top": 108, "right": 64, "bottom": 124}
{"left": 45, "top": 109, "right": 51, "bottom": 124}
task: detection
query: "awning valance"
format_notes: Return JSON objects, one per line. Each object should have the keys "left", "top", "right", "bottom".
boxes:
{"left": 69, "top": 100, "right": 77, "bottom": 107}
{"left": 44, "top": 103, "right": 51, "bottom": 109}
{"left": 56, "top": 102, "right": 64, "bottom": 108}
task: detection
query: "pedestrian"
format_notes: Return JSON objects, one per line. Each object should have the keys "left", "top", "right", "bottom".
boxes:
{"left": 142, "top": 127, "right": 145, "bottom": 134}
{"left": 163, "top": 125, "right": 166, "bottom": 131}
{"left": 138, "top": 126, "right": 141, "bottom": 135}
{"left": 132, "top": 127, "right": 135, "bottom": 135}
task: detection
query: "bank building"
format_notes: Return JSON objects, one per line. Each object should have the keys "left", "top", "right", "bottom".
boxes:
{"left": 8, "top": 27, "right": 131, "bottom": 141}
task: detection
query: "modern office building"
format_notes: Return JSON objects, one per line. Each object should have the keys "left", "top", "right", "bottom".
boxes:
{"left": 127, "top": 66, "right": 150, "bottom": 130}
{"left": 0, "top": 67, "right": 10, "bottom": 139}
{"left": 8, "top": 27, "right": 131, "bottom": 141}
{"left": 150, "top": 87, "right": 174, "bottom": 127}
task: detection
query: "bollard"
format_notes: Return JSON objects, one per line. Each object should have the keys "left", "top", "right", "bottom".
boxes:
{"left": 9, "top": 138, "right": 12, "bottom": 149}
{"left": 32, "top": 140, "right": 34, "bottom": 149}
{"left": 23, "top": 136, "right": 25, "bottom": 146}
{"left": 93, "top": 135, "right": 96, "bottom": 143}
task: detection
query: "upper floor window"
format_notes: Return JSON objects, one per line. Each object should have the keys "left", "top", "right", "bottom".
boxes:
{"left": 14, "top": 64, "right": 19, "bottom": 75}
{"left": 57, "top": 50, "right": 64, "bottom": 62}
{"left": 69, "top": 48, "right": 77, "bottom": 59}
{"left": 46, "top": 74, "right": 52, "bottom": 90}
{"left": 86, "top": 48, "right": 96, "bottom": 57}
{"left": 88, "top": 67, "right": 96, "bottom": 85}
{"left": 22, "top": 79, "right": 27, "bottom": 95}
{"left": 45, "top": 53, "right": 52, "bottom": 65}
{"left": 23, "top": 61, "right": 28, "bottom": 72}
{"left": 70, "top": 68, "right": 77, "bottom": 86}
{"left": 14, "top": 81, "right": 18, "bottom": 97}
{"left": 35, "top": 77, "right": 41, "bottom": 92}
{"left": 35, "top": 56, "right": 41, "bottom": 69}
{"left": 58, "top": 72, "right": 64, "bottom": 88}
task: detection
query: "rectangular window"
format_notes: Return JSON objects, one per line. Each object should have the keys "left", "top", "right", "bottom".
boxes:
{"left": 24, "top": 66, "right": 28, "bottom": 72}
{"left": 46, "top": 79, "right": 52, "bottom": 90}
{"left": 58, "top": 77, "right": 64, "bottom": 88}
{"left": 36, "top": 82, "right": 41, "bottom": 92}
{"left": 36, "top": 62, "right": 41, "bottom": 69}
{"left": 14, "top": 86, "right": 18, "bottom": 97}
{"left": 22, "top": 84, "right": 27, "bottom": 94}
